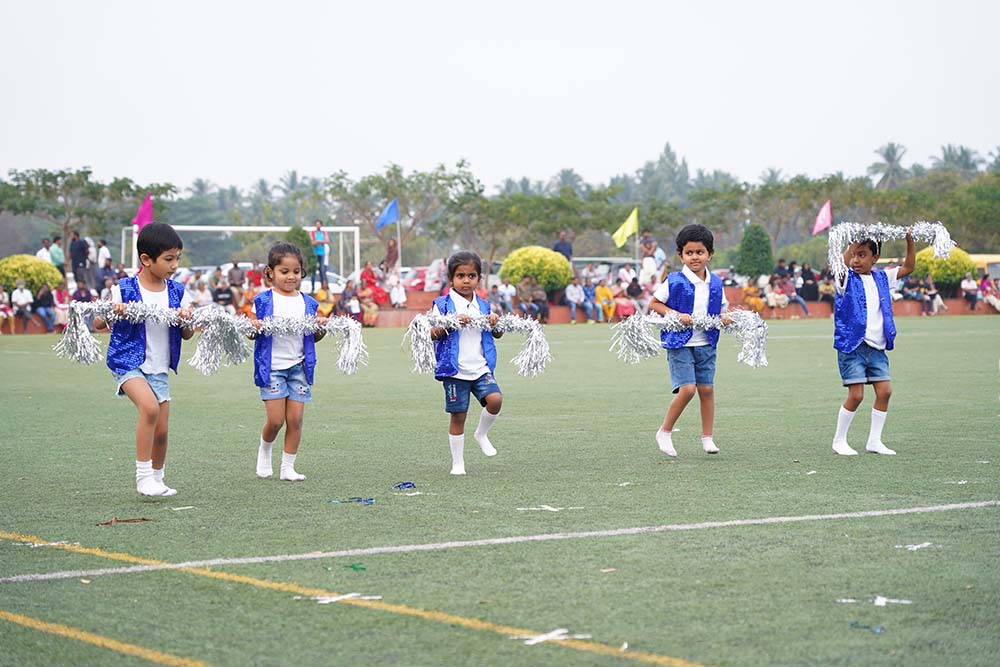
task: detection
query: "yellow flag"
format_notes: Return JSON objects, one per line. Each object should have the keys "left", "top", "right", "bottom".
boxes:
{"left": 612, "top": 207, "right": 638, "bottom": 248}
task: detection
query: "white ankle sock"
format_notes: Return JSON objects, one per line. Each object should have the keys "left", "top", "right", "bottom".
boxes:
{"left": 152, "top": 466, "right": 177, "bottom": 496}
{"left": 136, "top": 460, "right": 169, "bottom": 496}
{"left": 701, "top": 435, "right": 719, "bottom": 454}
{"left": 833, "top": 406, "right": 859, "bottom": 455}
{"left": 280, "top": 452, "right": 305, "bottom": 481}
{"left": 449, "top": 434, "right": 466, "bottom": 475}
{"left": 866, "top": 409, "right": 896, "bottom": 455}
{"left": 473, "top": 410, "right": 498, "bottom": 456}
{"left": 257, "top": 436, "right": 274, "bottom": 478}
{"left": 656, "top": 428, "right": 677, "bottom": 457}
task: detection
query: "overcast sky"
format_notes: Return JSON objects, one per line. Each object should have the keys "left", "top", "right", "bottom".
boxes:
{"left": 1, "top": 0, "right": 996, "bottom": 193}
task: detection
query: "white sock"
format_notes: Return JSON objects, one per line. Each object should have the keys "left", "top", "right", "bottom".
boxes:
{"left": 257, "top": 436, "right": 274, "bottom": 478}
{"left": 449, "top": 434, "right": 466, "bottom": 475}
{"left": 152, "top": 466, "right": 177, "bottom": 497}
{"left": 280, "top": 451, "right": 305, "bottom": 481}
{"left": 656, "top": 428, "right": 677, "bottom": 457}
{"left": 473, "top": 410, "right": 498, "bottom": 456}
{"left": 136, "top": 460, "right": 169, "bottom": 496}
{"left": 701, "top": 435, "right": 719, "bottom": 454}
{"left": 832, "top": 406, "right": 859, "bottom": 455}
{"left": 866, "top": 409, "right": 896, "bottom": 455}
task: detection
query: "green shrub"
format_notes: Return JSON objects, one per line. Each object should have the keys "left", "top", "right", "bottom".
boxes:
{"left": 499, "top": 246, "right": 574, "bottom": 291}
{"left": 285, "top": 226, "right": 317, "bottom": 274}
{"left": 735, "top": 224, "right": 774, "bottom": 279}
{"left": 0, "top": 254, "right": 63, "bottom": 293}
{"left": 912, "top": 246, "right": 974, "bottom": 290}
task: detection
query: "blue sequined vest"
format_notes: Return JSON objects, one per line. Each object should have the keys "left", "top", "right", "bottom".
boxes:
{"left": 106, "top": 277, "right": 185, "bottom": 374}
{"left": 834, "top": 270, "right": 896, "bottom": 353}
{"left": 253, "top": 290, "right": 319, "bottom": 387}
{"left": 433, "top": 294, "right": 497, "bottom": 380}
{"left": 660, "top": 271, "right": 723, "bottom": 349}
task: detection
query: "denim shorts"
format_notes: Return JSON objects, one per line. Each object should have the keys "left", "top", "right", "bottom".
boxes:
{"left": 114, "top": 369, "right": 170, "bottom": 403}
{"left": 442, "top": 372, "right": 501, "bottom": 413}
{"left": 838, "top": 343, "right": 890, "bottom": 385}
{"left": 666, "top": 345, "right": 717, "bottom": 393}
{"left": 260, "top": 362, "right": 312, "bottom": 403}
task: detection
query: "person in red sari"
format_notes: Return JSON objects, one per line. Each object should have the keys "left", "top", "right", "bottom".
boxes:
{"left": 360, "top": 260, "right": 389, "bottom": 306}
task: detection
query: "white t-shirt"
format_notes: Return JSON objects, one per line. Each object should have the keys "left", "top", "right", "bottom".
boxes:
{"left": 98, "top": 246, "right": 112, "bottom": 267}
{"left": 112, "top": 283, "right": 193, "bottom": 374}
{"left": 565, "top": 283, "right": 585, "bottom": 304}
{"left": 270, "top": 291, "right": 306, "bottom": 371}
{"left": 12, "top": 287, "right": 33, "bottom": 308}
{"left": 835, "top": 267, "right": 899, "bottom": 350}
{"left": 434, "top": 291, "right": 490, "bottom": 380}
{"left": 498, "top": 283, "right": 517, "bottom": 300}
{"left": 36, "top": 247, "right": 51, "bottom": 263}
{"left": 651, "top": 265, "right": 730, "bottom": 347}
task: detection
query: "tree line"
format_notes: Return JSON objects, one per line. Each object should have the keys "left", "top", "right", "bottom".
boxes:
{"left": 2, "top": 142, "right": 998, "bottom": 269}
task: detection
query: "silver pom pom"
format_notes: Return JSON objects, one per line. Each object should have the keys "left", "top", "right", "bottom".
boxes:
{"left": 323, "top": 316, "right": 368, "bottom": 376}
{"left": 187, "top": 306, "right": 253, "bottom": 375}
{"left": 610, "top": 311, "right": 768, "bottom": 368}
{"left": 828, "top": 221, "right": 955, "bottom": 276}
{"left": 404, "top": 312, "right": 551, "bottom": 378}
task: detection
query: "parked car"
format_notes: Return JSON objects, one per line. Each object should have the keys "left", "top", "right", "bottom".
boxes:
{"left": 300, "top": 270, "right": 348, "bottom": 295}
{"left": 402, "top": 266, "right": 427, "bottom": 291}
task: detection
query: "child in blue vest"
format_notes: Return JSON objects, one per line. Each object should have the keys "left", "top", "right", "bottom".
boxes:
{"left": 251, "top": 242, "right": 328, "bottom": 480}
{"left": 94, "top": 223, "right": 194, "bottom": 497}
{"left": 648, "top": 224, "right": 733, "bottom": 457}
{"left": 430, "top": 251, "right": 504, "bottom": 475}
{"left": 831, "top": 231, "right": 914, "bottom": 456}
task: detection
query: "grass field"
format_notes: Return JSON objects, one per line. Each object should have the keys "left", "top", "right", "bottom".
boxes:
{"left": 1, "top": 316, "right": 998, "bottom": 667}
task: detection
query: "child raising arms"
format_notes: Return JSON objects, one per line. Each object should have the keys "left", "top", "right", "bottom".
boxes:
{"left": 251, "top": 242, "right": 327, "bottom": 480}
{"left": 430, "top": 252, "right": 504, "bottom": 475}
{"left": 830, "top": 231, "right": 914, "bottom": 456}
{"left": 94, "top": 223, "right": 194, "bottom": 496}
{"left": 648, "top": 224, "right": 733, "bottom": 457}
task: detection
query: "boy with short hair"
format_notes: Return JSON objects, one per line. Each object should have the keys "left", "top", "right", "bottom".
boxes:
{"left": 830, "top": 231, "right": 914, "bottom": 456}
{"left": 649, "top": 224, "right": 733, "bottom": 457}
{"left": 94, "top": 222, "right": 194, "bottom": 496}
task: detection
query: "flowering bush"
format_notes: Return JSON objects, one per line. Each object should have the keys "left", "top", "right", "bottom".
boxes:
{"left": 912, "top": 246, "right": 974, "bottom": 292}
{"left": 0, "top": 254, "right": 63, "bottom": 293}
{"left": 498, "top": 246, "right": 574, "bottom": 292}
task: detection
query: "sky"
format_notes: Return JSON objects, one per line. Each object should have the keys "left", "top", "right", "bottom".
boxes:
{"left": 1, "top": 0, "right": 997, "bottom": 193}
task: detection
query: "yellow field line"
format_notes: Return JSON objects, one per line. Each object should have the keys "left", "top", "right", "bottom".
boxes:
{"left": 1, "top": 529, "right": 704, "bottom": 667}
{"left": 0, "top": 609, "right": 210, "bottom": 667}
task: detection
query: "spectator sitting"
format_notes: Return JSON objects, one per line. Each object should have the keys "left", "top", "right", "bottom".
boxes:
{"left": 594, "top": 278, "right": 615, "bottom": 321}
{"left": 238, "top": 282, "right": 259, "bottom": 318}
{"left": 582, "top": 277, "right": 603, "bottom": 322}
{"left": 618, "top": 263, "right": 638, "bottom": 286}
{"left": 53, "top": 281, "right": 71, "bottom": 331}
{"left": 764, "top": 275, "right": 789, "bottom": 313}
{"left": 626, "top": 277, "right": 645, "bottom": 314}
{"left": 100, "top": 277, "right": 115, "bottom": 301}
{"left": 779, "top": 275, "right": 810, "bottom": 317}
{"left": 741, "top": 281, "right": 765, "bottom": 313}
{"left": 487, "top": 284, "right": 505, "bottom": 315}
{"left": 193, "top": 281, "right": 214, "bottom": 308}
{"left": 33, "top": 283, "right": 57, "bottom": 333}
{"left": 388, "top": 268, "right": 407, "bottom": 309}
{"left": 564, "top": 276, "right": 596, "bottom": 323}
{"left": 11, "top": 279, "right": 34, "bottom": 333}
{"left": 185, "top": 270, "right": 204, "bottom": 298}
{"left": 773, "top": 258, "right": 789, "bottom": 278}
{"left": 960, "top": 272, "right": 979, "bottom": 311}
{"left": 818, "top": 276, "right": 836, "bottom": 309}
{"left": 515, "top": 276, "right": 538, "bottom": 318}
{"left": 900, "top": 275, "right": 924, "bottom": 300}
{"left": 115, "top": 262, "right": 128, "bottom": 280}
{"left": 611, "top": 282, "right": 635, "bottom": 320}
{"left": 357, "top": 285, "right": 378, "bottom": 327}
{"left": 71, "top": 280, "right": 94, "bottom": 331}
{"left": 213, "top": 280, "right": 236, "bottom": 314}
{"left": 497, "top": 278, "right": 516, "bottom": 313}
{"left": 98, "top": 258, "right": 116, "bottom": 287}
{"left": 338, "top": 280, "right": 357, "bottom": 316}
{"left": 209, "top": 266, "right": 223, "bottom": 290}
{"left": 923, "top": 274, "right": 946, "bottom": 315}
{"left": 530, "top": 277, "right": 549, "bottom": 324}
{"left": 0, "top": 286, "right": 12, "bottom": 334}
{"left": 314, "top": 280, "right": 335, "bottom": 317}
{"left": 800, "top": 263, "right": 819, "bottom": 301}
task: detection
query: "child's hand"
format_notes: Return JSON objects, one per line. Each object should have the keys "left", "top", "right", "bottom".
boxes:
{"left": 176, "top": 307, "right": 193, "bottom": 322}
{"left": 457, "top": 314, "right": 472, "bottom": 325}
{"left": 111, "top": 302, "right": 128, "bottom": 317}
{"left": 315, "top": 315, "right": 329, "bottom": 327}
{"left": 721, "top": 313, "right": 735, "bottom": 326}
{"left": 905, "top": 227, "right": 913, "bottom": 242}
{"left": 678, "top": 313, "right": 693, "bottom": 326}
{"left": 487, "top": 313, "right": 500, "bottom": 328}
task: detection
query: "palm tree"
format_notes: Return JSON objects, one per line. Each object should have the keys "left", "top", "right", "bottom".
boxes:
{"left": 187, "top": 178, "right": 216, "bottom": 197}
{"left": 277, "top": 170, "right": 305, "bottom": 196}
{"left": 930, "top": 144, "right": 984, "bottom": 178}
{"left": 550, "top": 168, "right": 589, "bottom": 196}
{"left": 759, "top": 167, "right": 784, "bottom": 186}
{"left": 867, "top": 143, "right": 909, "bottom": 190}
{"left": 988, "top": 145, "right": 1000, "bottom": 173}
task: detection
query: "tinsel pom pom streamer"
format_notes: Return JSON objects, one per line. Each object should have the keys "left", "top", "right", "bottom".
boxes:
{"left": 55, "top": 302, "right": 367, "bottom": 376}
{"left": 404, "top": 312, "right": 551, "bottom": 378}
{"left": 827, "top": 221, "right": 955, "bottom": 276}
{"left": 609, "top": 310, "right": 768, "bottom": 368}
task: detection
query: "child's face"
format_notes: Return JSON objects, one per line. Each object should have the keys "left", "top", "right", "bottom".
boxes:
{"left": 450, "top": 263, "right": 480, "bottom": 299}
{"left": 141, "top": 247, "right": 182, "bottom": 281}
{"left": 271, "top": 255, "right": 303, "bottom": 294}
{"left": 678, "top": 241, "right": 712, "bottom": 276}
{"left": 848, "top": 243, "right": 878, "bottom": 275}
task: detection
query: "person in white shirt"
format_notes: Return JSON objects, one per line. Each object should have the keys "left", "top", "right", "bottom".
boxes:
{"left": 564, "top": 276, "right": 595, "bottom": 323}
{"left": 430, "top": 252, "right": 504, "bottom": 476}
{"left": 35, "top": 238, "right": 52, "bottom": 263}
{"left": 497, "top": 278, "right": 516, "bottom": 313}
{"left": 829, "top": 232, "right": 915, "bottom": 457}
{"left": 11, "top": 279, "right": 34, "bottom": 333}
{"left": 960, "top": 272, "right": 979, "bottom": 311}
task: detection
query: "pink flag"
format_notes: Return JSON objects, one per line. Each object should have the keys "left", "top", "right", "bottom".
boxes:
{"left": 812, "top": 199, "right": 832, "bottom": 236}
{"left": 132, "top": 194, "right": 153, "bottom": 229}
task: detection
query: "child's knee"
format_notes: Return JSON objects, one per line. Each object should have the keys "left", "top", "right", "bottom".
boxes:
{"left": 485, "top": 393, "right": 502, "bottom": 413}
{"left": 139, "top": 402, "right": 160, "bottom": 426}
{"left": 696, "top": 385, "right": 714, "bottom": 398}
{"left": 675, "top": 385, "right": 696, "bottom": 400}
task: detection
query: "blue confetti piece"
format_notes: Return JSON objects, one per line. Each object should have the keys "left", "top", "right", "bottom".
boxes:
{"left": 392, "top": 481, "right": 416, "bottom": 490}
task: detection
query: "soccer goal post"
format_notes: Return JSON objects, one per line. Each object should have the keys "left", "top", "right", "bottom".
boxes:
{"left": 125, "top": 224, "right": 361, "bottom": 278}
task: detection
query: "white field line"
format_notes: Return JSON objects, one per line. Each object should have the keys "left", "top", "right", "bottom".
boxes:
{"left": 2, "top": 500, "right": 996, "bottom": 584}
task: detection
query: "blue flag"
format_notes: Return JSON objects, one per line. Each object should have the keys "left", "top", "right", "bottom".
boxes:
{"left": 375, "top": 198, "right": 399, "bottom": 230}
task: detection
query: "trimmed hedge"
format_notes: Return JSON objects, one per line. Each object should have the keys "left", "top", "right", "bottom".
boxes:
{"left": 498, "top": 246, "right": 574, "bottom": 292}
{"left": 0, "top": 254, "right": 63, "bottom": 293}
{"left": 912, "top": 246, "right": 974, "bottom": 290}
